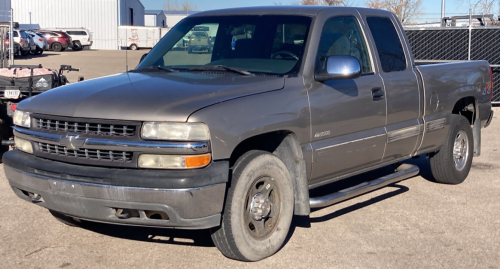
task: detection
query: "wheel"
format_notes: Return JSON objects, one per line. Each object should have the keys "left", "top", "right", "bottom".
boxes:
{"left": 49, "top": 210, "right": 82, "bottom": 227}
{"left": 0, "top": 120, "right": 10, "bottom": 162}
{"left": 72, "top": 41, "right": 83, "bottom": 51}
{"left": 210, "top": 151, "right": 294, "bottom": 261}
{"left": 34, "top": 46, "right": 43, "bottom": 55}
{"left": 52, "top": 42, "right": 62, "bottom": 52}
{"left": 129, "top": 44, "right": 138, "bottom": 50}
{"left": 429, "top": 115, "right": 474, "bottom": 184}
{"left": 20, "top": 50, "right": 29, "bottom": 56}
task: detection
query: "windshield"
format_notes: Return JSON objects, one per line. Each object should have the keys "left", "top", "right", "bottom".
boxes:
{"left": 138, "top": 15, "right": 312, "bottom": 75}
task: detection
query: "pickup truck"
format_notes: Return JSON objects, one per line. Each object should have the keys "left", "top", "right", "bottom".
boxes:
{"left": 3, "top": 6, "right": 494, "bottom": 261}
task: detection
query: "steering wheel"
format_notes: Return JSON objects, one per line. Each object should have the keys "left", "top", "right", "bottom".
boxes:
{"left": 271, "top": 50, "right": 299, "bottom": 60}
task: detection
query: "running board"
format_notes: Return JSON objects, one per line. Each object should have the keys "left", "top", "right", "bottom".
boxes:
{"left": 309, "top": 164, "right": 419, "bottom": 209}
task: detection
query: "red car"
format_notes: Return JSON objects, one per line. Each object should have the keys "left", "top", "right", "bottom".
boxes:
{"left": 37, "top": 31, "right": 72, "bottom": 52}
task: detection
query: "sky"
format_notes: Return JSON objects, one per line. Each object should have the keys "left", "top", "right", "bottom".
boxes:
{"left": 140, "top": 0, "right": 486, "bottom": 22}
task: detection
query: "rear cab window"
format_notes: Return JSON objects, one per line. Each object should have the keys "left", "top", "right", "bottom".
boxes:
{"left": 366, "top": 16, "right": 406, "bottom": 72}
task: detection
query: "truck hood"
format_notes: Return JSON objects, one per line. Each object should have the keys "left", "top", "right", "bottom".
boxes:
{"left": 18, "top": 72, "right": 285, "bottom": 122}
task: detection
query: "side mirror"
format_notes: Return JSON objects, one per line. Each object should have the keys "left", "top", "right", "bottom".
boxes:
{"left": 315, "top": 55, "right": 362, "bottom": 82}
{"left": 139, "top": 53, "right": 148, "bottom": 63}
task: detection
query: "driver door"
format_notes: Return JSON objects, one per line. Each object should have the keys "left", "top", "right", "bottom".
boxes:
{"left": 308, "top": 16, "right": 387, "bottom": 185}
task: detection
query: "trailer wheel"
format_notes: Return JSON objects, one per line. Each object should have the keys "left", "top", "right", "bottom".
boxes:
{"left": 129, "top": 44, "right": 138, "bottom": 50}
{"left": 210, "top": 150, "right": 294, "bottom": 261}
{"left": 52, "top": 42, "right": 63, "bottom": 52}
{"left": 0, "top": 119, "right": 10, "bottom": 162}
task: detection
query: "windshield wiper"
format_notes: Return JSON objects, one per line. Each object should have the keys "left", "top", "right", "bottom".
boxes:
{"left": 132, "top": 66, "right": 179, "bottom": 73}
{"left": 189, "top": 65, "right": 254, "bottom": 76}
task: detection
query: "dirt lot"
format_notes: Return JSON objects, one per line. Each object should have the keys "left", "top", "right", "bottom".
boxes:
{"left": 0, "top": 50, "right": 499, "bottom": 268}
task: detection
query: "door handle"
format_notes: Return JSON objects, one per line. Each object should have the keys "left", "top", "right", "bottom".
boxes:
{"left": 372, "top": 87, "right": 384, "bottom": 101}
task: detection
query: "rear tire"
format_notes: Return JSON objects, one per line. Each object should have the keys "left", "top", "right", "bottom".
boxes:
{"left": 429, "top": 115, "right": 473, "bottom": 184}
{"left": 52, "top": 42, "right": 62, "bottom": 52}
{"left": 210, "top": 151, "right": 294, "bottom": 261}
{"left": 72, "top": 41, "right": 83, "bottom": 51}
{"left": 49, "top": 210, "right": 82, "bottom": 227}
{"left": 129, "top": 44, "right": 138, "bottom": 50}
{"left": 35, "top": 46, "right": 43, "bottom": 55}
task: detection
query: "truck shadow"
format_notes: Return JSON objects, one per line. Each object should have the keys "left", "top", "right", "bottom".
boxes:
{"left": 79, "top": 222, "right": 215, "bottom": 247}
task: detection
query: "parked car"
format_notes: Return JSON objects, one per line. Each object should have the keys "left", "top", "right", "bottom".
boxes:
{"left": 4, "top": 36, "right": 20, "bottom": 56}
{"left": 8, "top": 30, "right": 35, "bottom": 56}
{"left": 46, "top": 28, "right": 92, "bottom": 51}
{"left": 26, "top": 31, "right": 49, "bottom": 55}
{"left": 64, "top": 28, "right": 92, "bottom": 50}
{"left": 37, "top": 31, "right": 72, "bottom": 52}
{"left": 4, "top": 6, "right": 494, "bottom": 262}
{"left": 187, "top": 31, "right": 210, "bottom": 53}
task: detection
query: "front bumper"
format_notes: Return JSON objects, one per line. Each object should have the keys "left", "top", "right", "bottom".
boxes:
{"left": 4, "top": 150, "right": 229, "bottom": 229}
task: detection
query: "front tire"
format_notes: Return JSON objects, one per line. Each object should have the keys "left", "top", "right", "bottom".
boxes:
{"left": 211, "top": 151, "right": 294, "bottom": 261}
{"left": 429, "top": 115, "right": 473, "bottom": 184}
{"left": 129, "top": 44, "right": 138, "bottom": 50}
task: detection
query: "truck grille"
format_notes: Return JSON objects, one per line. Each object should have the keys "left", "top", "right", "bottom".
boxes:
{"left": 37, "top": 142, "right": 133, "bottom": 162}
{"left": 34, "top": 118, "right": 136, "bottom": 137}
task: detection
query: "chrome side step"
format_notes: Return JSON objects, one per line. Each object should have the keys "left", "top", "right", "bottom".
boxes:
{"left": 309, "top": 164, "right": 419, "bottom": 209}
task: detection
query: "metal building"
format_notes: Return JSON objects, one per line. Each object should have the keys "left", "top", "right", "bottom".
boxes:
{"left": 10, "top": 0, "right": 145, "bottom": 50}
{"left": 145, "top": 10, "right": 166, "bottom": 27}
{"left": 0, "top": 0, "right": 11, "bottom": 22}
{"left": 164, "top": 10, "right": 197, "bottom": 28}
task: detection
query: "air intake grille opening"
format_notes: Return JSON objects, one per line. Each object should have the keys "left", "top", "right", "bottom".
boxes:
{"left": 34, "top": 118, "right": 136, "bottom": 137}
{"left": 38, "top": 142, "right": 133, "bottom": 162}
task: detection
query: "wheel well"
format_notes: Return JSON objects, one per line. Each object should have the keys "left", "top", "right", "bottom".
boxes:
{"left": 229, "top": 131, "right": 291, "bottom": 167}
{"left": 452, "top": 96, "right": 482, "bottom": 156}
{"left": 229, "top": 131, "right": 310, "bottom": 216}
{"left": 452, "top": 97, "right": 476, "bottom": 124}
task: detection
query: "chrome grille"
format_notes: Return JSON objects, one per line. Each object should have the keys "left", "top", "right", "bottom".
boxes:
{"left": 38, "top": 142, "right": 133, "bottom": 162}
{"left": 34, "top": 118, "right": 135, "bottom": 137}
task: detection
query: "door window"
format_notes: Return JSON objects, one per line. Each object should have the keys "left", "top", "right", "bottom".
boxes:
{"left": 317, "top": 16, "right": 372, "bottom": 74}
{"left": 366, "top": 17, "right": 406, "bottom": 72}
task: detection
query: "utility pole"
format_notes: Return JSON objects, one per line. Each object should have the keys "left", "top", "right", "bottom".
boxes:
{"left": 441, "top": 0, "right": 446, "bottom": 26}
{"left": 9, "top": 9, "right": 13, "bottom": 66}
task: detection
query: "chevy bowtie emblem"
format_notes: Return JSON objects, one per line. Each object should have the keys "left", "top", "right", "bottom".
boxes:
{"left": 60, "top": 135, "right": 86, "bottom": 150}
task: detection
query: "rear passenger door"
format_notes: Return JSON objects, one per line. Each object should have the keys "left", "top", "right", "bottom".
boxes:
{"left": 364, "top": 15, "right": 422, "bottom": 162}
{"left": 308, "top": 15, "right": 387, "bottom": 185}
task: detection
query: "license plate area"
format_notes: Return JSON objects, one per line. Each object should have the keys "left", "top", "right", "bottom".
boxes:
{"left": 4, "top": 87, "right": 21, "bottom": 99}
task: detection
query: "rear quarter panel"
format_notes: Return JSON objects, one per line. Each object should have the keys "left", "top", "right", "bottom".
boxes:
{"left": 415, "top": 60, "right": 491, "bottom": 154}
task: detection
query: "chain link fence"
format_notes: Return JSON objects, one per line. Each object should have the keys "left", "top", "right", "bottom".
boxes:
{"left": 405, "top": 27, "right": 500, "bottom": 104}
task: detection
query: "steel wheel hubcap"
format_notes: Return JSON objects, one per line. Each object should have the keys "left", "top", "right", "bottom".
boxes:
{"left": 453, "top": 130, "right": 469, "bottom": 171}
{"left": 245, "top": 176, "right": 281, "bottom": 240}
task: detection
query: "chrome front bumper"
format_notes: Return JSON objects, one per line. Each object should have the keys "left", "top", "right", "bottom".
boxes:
{"left": 5, "top": 164, "right": 226, "bottom": 229}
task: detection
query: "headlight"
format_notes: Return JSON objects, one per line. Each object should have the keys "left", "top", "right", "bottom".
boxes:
{"left": 14, "top": 137, "right": 33, "bottom": 154}
{"left": 141, "top": 122, "right": 210, "bottom": 141}
{"left": 13, "top": 110, "right": 31, "bottom": 128}
{"left": 138, "top": 153, "right": 211, "bottom": 169}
